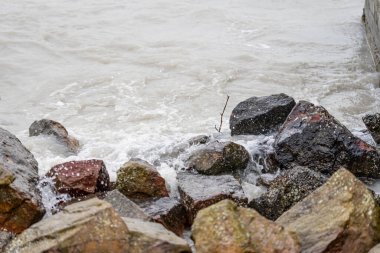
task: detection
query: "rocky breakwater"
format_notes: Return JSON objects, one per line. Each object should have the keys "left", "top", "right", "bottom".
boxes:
{"left": 2, "top": 94, "right": 380, "bottom": 252}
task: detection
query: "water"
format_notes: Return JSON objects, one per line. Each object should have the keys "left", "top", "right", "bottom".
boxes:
{"left": 1, "top": 0, "right": 380, "bottom": 205}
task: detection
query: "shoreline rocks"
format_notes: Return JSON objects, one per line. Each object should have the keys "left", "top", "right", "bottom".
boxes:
{"left": 0, "top": 127, "right": 45, "bottom": 234}
{"left": 46, "top": 159, "right": 110, "bottom": 198}
{"left": 187, "top": 141, "right": 250, "bottom": 175}
{"left": 363, "top": 113, "right": 380, "bottom": 144}
{"left": 192, "top": 199, "right": 301, "bottom": 253}
{"left": 29, "top": 119, "right": 80, "bottom": 154}
{"left": 178, "top": 172, "right": 247, "bottom": 224}
{"left": 272, "top": 101, "right": 380, "bottom": 178}
{"left": 277, "top": 168, "right": 380, "bottom": 253}
{"left": 116, "top": 158, "right": 169, "bottom": 200}
{"left": 230, "top": 93, "right": 296, "bottom": 136}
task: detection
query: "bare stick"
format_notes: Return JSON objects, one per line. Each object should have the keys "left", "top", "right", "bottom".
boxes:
{"left": 215, "top": 95, "right": 230, "bottom": 133}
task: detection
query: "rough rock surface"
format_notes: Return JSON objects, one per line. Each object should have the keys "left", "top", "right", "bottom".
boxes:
{"left": 0, "top": 127, "right": 45, "bottom": 234}
{"left": 370, "top": 244, "right": 380, "bottom": 253}
{"left": 46, "top": 159, "right": 110, "bottom": 197}
{"left": 277, "top": 168, "right": 380, "bottom": 253}
{"left": 103, "top": 190, "right": 149, "bottom": 221}
{"left": 230, "top": 93, "right": 296, "bottom": 136}
{"left": 0, "top": 231, "right": 13, "bottom": 252}
{"left": 138, "top": 197, "right": 187, "bottom": 236}
{"left": 188, "top": 141, "right": 250, "bottom": 175}
{"left": 177, "top": 172, "right": 247, "bottom": 224}
{"left": 5, "top": 198, "right": 130, "bottom": 253}
{"left": 250, "top": 167, "right": 327, "bottom": 220}
{"left": 29, "top": 119, "right": 80, "bottom": 153}
{"left": 192, "top": 199, "right": 301, "bottom": 253}
{"left": 273, "top": 101, "right": 380, "bottom": 178}
{"left": 363, "top": 113, "right": 380, "bottom": 144}
{"left": 123, "top": 217, "right": 191, "bottom": 253}
{"left": 116, "top": 158, "right": 169, "bottom": 199}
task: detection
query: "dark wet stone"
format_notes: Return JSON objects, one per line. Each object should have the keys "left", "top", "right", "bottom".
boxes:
{"left": 177, "top": 172, "right": 247, "bottom": 224}
{"left": 187, "top": 141, "right": 249, "bottom": 175}
{"left": 188, "top": 135, "right": 210, "bottom": 146}
{"left": 29, "top": 119, "right": 80, "bottom": 153}
{"left": 250, "top": 167, "right": 327, "bottom": 220}
{"left": 0, "top": 127, "right": 45, "bottom": 234}
{"left": 363, "top": 113, "right": 380, "bottom": 144}
{"left": 103, "top": 190, "right": 150, "bottom": 221}
{"left": 230, "top": 93, "right": 296, "bottom": 136}
{"left": 137, "top": 197, "right": 187, "bottom": 236}
{"left": 272, "top": 101, "right": 380, "bottom": 178}
{"left": 46, "top": 159, "right": 110, "bottom": 198}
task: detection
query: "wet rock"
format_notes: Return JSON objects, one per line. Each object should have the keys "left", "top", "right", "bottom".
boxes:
{"left": 188, "top": 135, "right": 210, "bottom": 146}
{"left": 116, "top": 158, "right": 169, "bottom": 199}
{"left": 46, "top": 159, "right": 110, "bottom": 198}
{"left": 29, "top": 119, "right": 80, "bottom": 153}
{"left": 6, "top": 198, "right": 130, "bottom": 253}
{"left": 230, "top": 93, "right": 296, "bottom": 136}
{"left": 192, "top": 199, "right": 301, "bottom": 253}
{"left": 138, "top": 197, "right": 187, "bottom": 236}
{"left": 0, "top": 231, "right": 13, "bottom": 252}
{"left": 0, "top": 127, "right": 45, "bottom": 234}
{"left": 177, "top": 172, "right": 247, "bottom": 224}
{"left": 250, "top": 167, "right": 327, "bottom": 220}
{"left": 273, "top": 101, "right": 380, "bottom": 178}
{"left": 370, "top": 244, "right": 380, "bottom": 253}
{"left": 103, "top": 190, "right": 149, "bottom": 221}
{"left": 277, "top": 168, "right": 380, "bottom": 253}
{"left": 123, "top": 217, "right": 191, "bottom": 253}
{"left": 188, "top": 141, "right": 249, "bottom": 175}
{"left": 363, "top": 113, "right": 380, "bottom": 144}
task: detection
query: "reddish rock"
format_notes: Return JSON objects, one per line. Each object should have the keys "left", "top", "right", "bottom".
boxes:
{"left": 29, "top": 119, "right": 80, "bottom": 153}
{"left": 272, "top": 101, "right": 380, "bottom": 178}
{"left": 46, "top": 159, "right": 110, "bottom": 197}
{"left": 138, "top": 197, "right": 187, "bottom": 236}
{"left": 0, "top": 127, "right": 45, "bottom": 234}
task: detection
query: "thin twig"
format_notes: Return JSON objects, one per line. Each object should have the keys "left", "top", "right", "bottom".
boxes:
{"left": 215, "top": 95, "right": 230, "bottom": 133}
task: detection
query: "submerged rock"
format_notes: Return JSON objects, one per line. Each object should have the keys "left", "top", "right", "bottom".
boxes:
{"left": 5, "top": 198, "right": 130, "bottom": 253}
{"left": 273, "top": 101, "right": 380, "bottom": 178}
{"left": 138, "top": 197, "right": 187, "bottom": 236}
{"left": 29, "top": 119, "right": 80, "bottom": 153}
{"left": 192, "top": 199, "right": 301, "bottom": 253}
{"left": 363, "top": 113, "right": 380, "bottom": 144}
{"left": 116, "top": 158, "right": 169, "bottom": 199}
{"left": 230, "top": 93, "right": 296, "bottom": 136}
{"left": 177, "top": 172, "right": 247, "bottom": 224}
{"left": 250, "top": 167, "right": 327, "bottom": 220}
{"left": 123, "top": 217, "right": 191, "bottom": 253}
{"left": 46, "top": 159, "right": 110, "bottom": 197}
{"left": 276, "top": 168, "right": 380, "bottom": 253}
{"left": 103, "top": 190, "right": 150, "bottom": 221}
{"left": 188, "top": 141, "right": 250, "bottom": 175}
{"left": 0, "top": 127, "right": 45, "bottom": 234}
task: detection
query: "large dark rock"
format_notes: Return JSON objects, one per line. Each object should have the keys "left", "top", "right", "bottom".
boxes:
{"left": 116, "top": 158, "right": 169, "bottom": 200}
{"left": 272, "top": 101, "right": 380, "bottom": 178}
{"left": 192, "top": 199, "right": 301, "bottom": 253}
{"left": 249, "top": 167, "right": 327, "bottom": 220}
{"left": 230, "top": 93, "right": 296, "bottom": 136}
{"left": 177, "top": 172, "right": 247, "bottom": 224}
{"left": 363, "top": 113, "right": 380, "bottom": 144}
{"left": 138, "top": 197, "right": 187, "bottom": 236}
{"left": 277, "top": 168, "right": 380, "bottom": 253}
{"left": 46, "top": 159, "right": 110, "bottom": 198}
{"left": 103, "top": 190, "right": 150, "bottom": 221}
{"left": 0, "top": 127, "right": 45, "bottom": 234}
{"left": 187, "top": 141, "right": 250, "bottom": 175}
{"left": 29, "top": 119, "right": 80, "bottom": 153}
